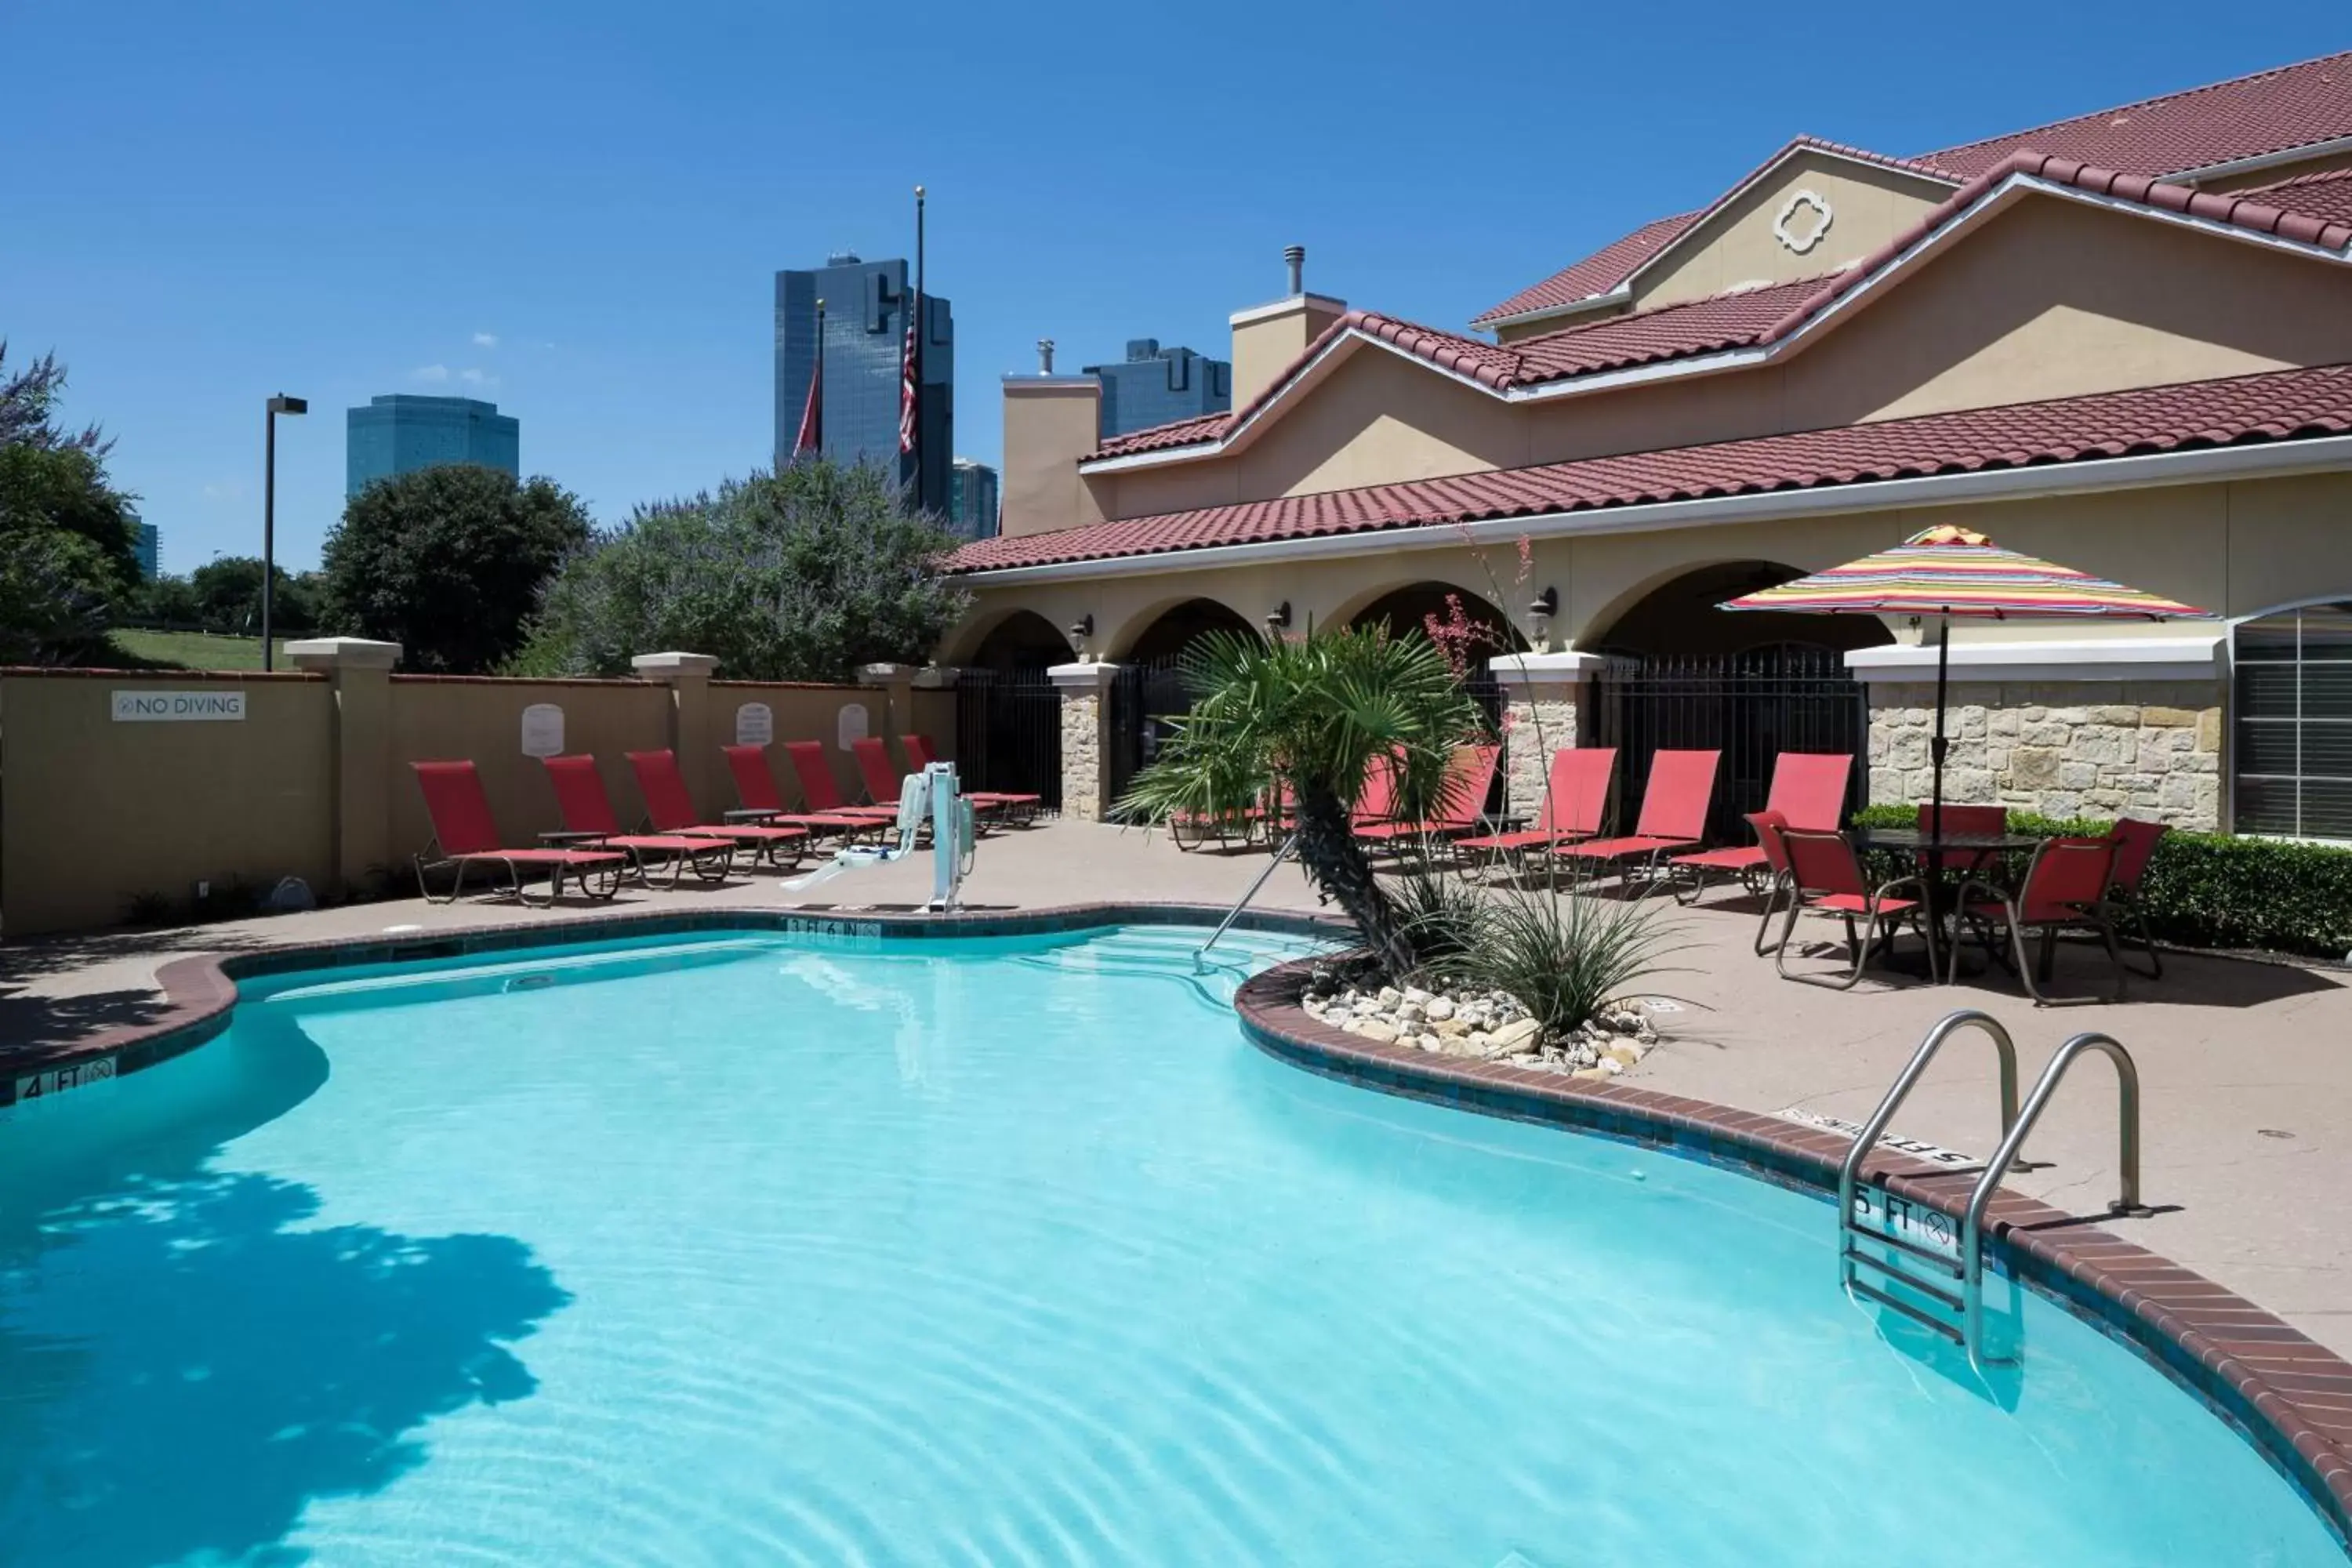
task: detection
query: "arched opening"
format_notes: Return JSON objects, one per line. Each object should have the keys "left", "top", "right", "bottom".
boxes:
{"left": 1588, "top": 561, "right": 1893, "bottom": 659}
{"left": 955, "top": 610, "right": 1066, "bottom": 810}
{"left": 1583, "top": 561, "right": 1882, "bottom": 844}
{"left": 2233, "top": 597, "right": 2352, "bottom": 841}
{"left": 1120, "top": 597, "right": 1259, "bottom": 663}
{"left": 1348, "top": 583, "right": 1528, "bottom": 659}
{"left": 965, "top": 609, "right": 1070, "bottom": 673}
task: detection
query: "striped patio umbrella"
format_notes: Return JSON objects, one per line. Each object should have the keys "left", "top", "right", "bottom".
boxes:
{"left": 1720, "top": 524, "right": 2205, "bottom": 833}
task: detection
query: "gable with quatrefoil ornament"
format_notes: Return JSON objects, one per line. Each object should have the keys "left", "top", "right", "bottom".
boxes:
{"left": 1773, "top": 189, "right": 1834, "bottom": 255}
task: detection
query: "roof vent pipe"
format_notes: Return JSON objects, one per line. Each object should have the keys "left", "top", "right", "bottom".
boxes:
{"left": 1037, "top": 339, "right": 1055, "bottom": 375}
{"left": 1283, "top": 245, "right": 1305, "bottom": 297}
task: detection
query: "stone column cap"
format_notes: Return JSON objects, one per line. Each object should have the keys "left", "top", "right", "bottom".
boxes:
{"left": 1845, "top": 634, "right": 2223, "bottom": 684}
{"left": 1486, "top": 650, "right": 1605, "bottom": 688}
{"left": 858, "top": 662, "right": 918, "bottom": 684}
{"left": 912, "top": 664, "right": 957, "bottom": 688}
{"left": 287, "top": 637, "right": 401, "bottom": 671}
{"left": 1047, "top": 660, "right": 1120, "bottom": 691}
{"left": 630, "top": 652, "right": 720, "bottom": 677}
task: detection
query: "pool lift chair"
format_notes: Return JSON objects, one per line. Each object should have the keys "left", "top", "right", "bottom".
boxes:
{"left": 781, "top": 761, "right": 975, "bottom": 912}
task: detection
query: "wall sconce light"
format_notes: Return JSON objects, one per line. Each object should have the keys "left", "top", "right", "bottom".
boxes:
{"left": 1067, "top": 613, "right": 1094, "bottom": 653}
{"left": 1265, "top": 601, "right": 1292, "bottom": 635}
{"left": 1527, "top": 585, "right": 1559, "bottom": 644}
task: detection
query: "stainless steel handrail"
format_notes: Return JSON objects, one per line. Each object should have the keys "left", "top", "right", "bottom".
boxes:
{"left": 1194, "top": 832, "right": 1299, "bottom": 972}
{"left": 1836, "top": 1009, "right": 2020, "bottom": 1299}
{"left": 1960, "top": 1030, "right": 2143, "bottom": 1365}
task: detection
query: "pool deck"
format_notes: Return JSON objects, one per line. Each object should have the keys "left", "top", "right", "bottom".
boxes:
{"left": 4, "top": 818, "right": 2347, "bottom": 1363}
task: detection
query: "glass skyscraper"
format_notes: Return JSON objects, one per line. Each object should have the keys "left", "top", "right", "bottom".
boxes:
{"left": 132, "top": 522, "right": 160, "bottom": 582}
{"left": 345, "top": 395, "right": 520, "bottom": 498}
{"left": 775, "top": 253, "right": 954, "bottom": 516}
{"left": 948, "top": 458, "right": 998, "bottom": 541}
{"left": 1086, "top": 339, "right": 1232, "bottom": 438}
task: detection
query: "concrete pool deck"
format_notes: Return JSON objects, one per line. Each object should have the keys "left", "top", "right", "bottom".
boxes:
{"left": 3, "top": 818, "right": 2347, "bottom": 1361}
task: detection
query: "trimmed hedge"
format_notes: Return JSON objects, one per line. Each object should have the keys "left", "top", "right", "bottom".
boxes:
{"left": 1850, "top": 804, "right": 2352, "bottom": 961}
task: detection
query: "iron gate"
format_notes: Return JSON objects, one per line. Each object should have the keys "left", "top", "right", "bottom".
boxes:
{"left": 1591, "top": 646, "right": 1867, "bottom": 844}
{"left": 955, "top": 666, "right": 1062, "bottom": 811}
{"left": 1105, "top": 654, "right": 1192, "bottom": 807}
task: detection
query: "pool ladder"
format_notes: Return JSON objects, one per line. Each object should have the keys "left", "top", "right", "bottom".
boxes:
{"left": 1837, "top": 1008, "right": 2147, "bottom": 1366}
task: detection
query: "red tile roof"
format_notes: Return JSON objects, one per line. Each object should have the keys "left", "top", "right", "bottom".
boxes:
{"left": 1922, "top": 50, "right": 2352, "bottom": 180}
{"left": 1093, "top": 410, "right": 1231, "bottom": 458}
{"left": 2252, "top": 167, "right": 2352, "bottom": 227}
{"left": 1470, "top": 137, "right": 1961, "bottom": 328}
{"left": 958, "top": 361, "right": 2352, "bottom": 573}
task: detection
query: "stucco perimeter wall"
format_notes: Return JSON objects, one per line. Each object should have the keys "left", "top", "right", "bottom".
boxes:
{"left": 693, "top": 682, "right": 956, "bottom": 818}
{"left": 1, "top": 672, "right": 337, "bottom": 937}
{"left": 1868, "top": 680, "right": 2223, "bottom": 829}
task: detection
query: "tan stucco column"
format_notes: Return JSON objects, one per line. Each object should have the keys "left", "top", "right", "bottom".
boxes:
{"left": 1847, "top": 636, "right": 2227, "bottom": 829}
{"left": 288, "top": 635, "right": 403, "bottom": 896}
{"left": 1048, "top": 661, "right": 1118, "bottom": 821}
{"left": 633, "top": 651, "right": 719, "bottom": 815}
{"left": 1487, "top": 651, "right": 1603, "bottom": 818}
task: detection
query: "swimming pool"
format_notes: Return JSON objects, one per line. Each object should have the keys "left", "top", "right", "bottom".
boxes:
{"left": 0, "top": 922, "right": 2338, "bottom": 1566}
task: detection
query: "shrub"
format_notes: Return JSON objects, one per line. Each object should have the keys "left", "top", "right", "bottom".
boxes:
{"left": 1457, "top": 884, "right": 1685, "bottom": 1039}
{"left": 1851, "top": 804, "right": 2352, "bottom": 960}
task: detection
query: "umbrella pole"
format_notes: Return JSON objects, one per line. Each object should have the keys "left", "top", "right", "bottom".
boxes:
{"left": 1930, "top": 612, "right": 1949, "bottom": 840}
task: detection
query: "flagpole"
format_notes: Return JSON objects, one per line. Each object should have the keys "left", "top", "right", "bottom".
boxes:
{"left": 913, "top": 182, "right": 927, "bottom": 505}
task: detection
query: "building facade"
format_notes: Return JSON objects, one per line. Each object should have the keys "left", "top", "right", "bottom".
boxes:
{"left": 949, "top": 458, "right": 999, "bottom": 540}
{"left": 954, "top": 53, "right": 2352, "bottom": 840}
{"left": 346, "top": 395, "right": 520, "bottom": 497}
{"left": 132, "top": 522, "right": 159, "bottom": 582}
{"left": 774, "top": 253, "right": 955, "bottom": 515}
{"left": 1085, "top": 339, "right": 1232, "bottom": 439}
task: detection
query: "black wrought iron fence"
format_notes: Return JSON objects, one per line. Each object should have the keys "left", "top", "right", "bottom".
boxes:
{"left": 955, "top": 666, "right": 1062, "bottom": 811}
{"left": 1105, "top": 654, "right": 1193, "bottom": 807}
{"left": 1590, "top": 646, "right": 1867, "bottom": 844}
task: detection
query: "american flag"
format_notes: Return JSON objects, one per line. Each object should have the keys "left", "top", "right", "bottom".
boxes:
{"left": 898, "top": 306, "right": 917, "bottom": 454}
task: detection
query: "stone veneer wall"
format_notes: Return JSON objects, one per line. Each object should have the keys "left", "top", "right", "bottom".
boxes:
{"left": 1060, "top": 690, "right": 1105, "bottom": 821}
{"left": 1501, "top": 690, "right": 1581, "bottom": 818}
{"left": 1867, "top": 678, "right": 2224, "bottom": 829}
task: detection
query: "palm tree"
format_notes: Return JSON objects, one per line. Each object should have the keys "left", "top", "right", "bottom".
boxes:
{"left": 1117, "top": 624, "right": 1485, "bottom": 975}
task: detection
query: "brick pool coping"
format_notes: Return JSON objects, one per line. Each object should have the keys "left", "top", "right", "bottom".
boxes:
{"left": 5, "top": 898, "right": 2348, "bottom": 1551}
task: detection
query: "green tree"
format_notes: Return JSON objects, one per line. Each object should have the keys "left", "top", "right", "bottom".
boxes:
{"left": 1116, "top": 624, "right": 1485, "bottom": 975}
{"left": 0, "top": 343, "right": 140, "bottom": 661}
{"left": 189, "top": 556, "right": 319, "bottom": 635}
{"left": 324, "top": 465, "right": 590, "bottom": 673}
{"left": 136, "top": 572, "right": 203, "bottom": 627}
{"left": 517, "top": 458, "right": 970, "bottom": 681}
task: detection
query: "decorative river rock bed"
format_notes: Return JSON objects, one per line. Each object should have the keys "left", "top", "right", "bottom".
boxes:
{"left": 1298, "top": 976, "right": 1661, "bottom": 1078}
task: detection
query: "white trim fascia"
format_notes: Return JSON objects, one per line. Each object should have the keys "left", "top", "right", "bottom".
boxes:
{"left": 1004, "top": 375, "right": 1102, "bottom": 390}
{"left": 1475, "top": 285, "right": 1633, "bottom": 335}
{"left": 1228, "top": 293, "right": 1348, "bottom": 328}
{"left": 2165, "top": 133, "right": 2352, "bottom": 187}
{"left": 1077, "top": 175, "right": 2352, "bottom": 479}
{"left": 964, "top": 430, "right": 2352, "bottom": 586}
{"left": 1843, "top": 635, "right": 2225, "bottom": 685}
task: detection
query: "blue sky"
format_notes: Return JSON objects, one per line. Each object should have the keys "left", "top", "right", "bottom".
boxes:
{"left": 6, "top": 2, "right": 2346, "bottom": 574}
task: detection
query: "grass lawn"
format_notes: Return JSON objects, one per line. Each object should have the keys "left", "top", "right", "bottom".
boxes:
{"left": 109, "top": 629, "right": 293, "bottom": 671}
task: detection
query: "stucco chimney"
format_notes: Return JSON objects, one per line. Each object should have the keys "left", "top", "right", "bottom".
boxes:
{"left": 1230, "top": 244, "right": 1346, "bottom": 408}
{"left": 1000, "top": 353, "right": 1102, "bottom": 539}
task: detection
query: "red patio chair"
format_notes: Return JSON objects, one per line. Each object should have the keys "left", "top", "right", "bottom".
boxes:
{"left": 1950, "top": 836, "right": 2126, "bottom": 1005}
{"left": 1915, "top": 802, "right": 2009, "bottom": 881}
{"left": 1772, "top": 826, "right": 1935, "bottom": 989}
{"left": 624, "top": 749, "right": 812, "bottom": 870}
{"left": 1745, "top": 810, "right": 1793, "bottom": 956}
{"left": 720, "top": 744, "right": 886, "bottom": 839}
{"left": 1556, "top": 749, "right": 1721, "bottom": 894}
{"left": 542, "top": 753, "right": 736, "bottom": 888}
{"left": 1453, "top": 747, "right": 1616, "bottom": 863}
{"left": 410, "top": 760, "right": 625, "bottom": 906}
{"left": 1356, "top": 745, "right": 1501, "bottom": 852}
{"left": 1668, "top": 751, "right": 1852, "bottom": 903}
{"left": 902, "top": 733, "right": 1040, "bottom": 826}
{"left": 2107, "top": 818, "right": 2169, "bottom": 978}
{"left": 784, "top": 739, "right": 900, "bottom": 826}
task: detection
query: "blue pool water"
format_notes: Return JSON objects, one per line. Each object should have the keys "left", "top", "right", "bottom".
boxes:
{"left": 0, "top": 924, "right": 2337, "bottom": 1566}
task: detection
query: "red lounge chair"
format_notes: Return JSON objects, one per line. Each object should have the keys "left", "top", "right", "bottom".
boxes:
{"left": 410, "top": 760, "right": 625, "bottom": 906}
{"left": 542, "top": 754, "right": 736, "bottom": 887}
{"left": 1454, "top": 747, "right": 1616, "bottom": 862}
{"left": 1351, "top": 751, "right": 1402, "bottom": 830}
{"left": 902, "top": 733, "right": 1040, "bottom": 825}
{"left": 1772, "top": 827, "right": 1935, "bottom": 989}
{"left": 722, "top": 744, "right": 886, "bottom": 838}
{"left": 1355, "top": 745, "right": 1501, "bottom": 850}
{"left": 1746, "top": 810, "right": 1794, "bottom": 955}
{"left": 625, "top": 750, "right": 812, "bottom": 869}
{"left": 1669, "top": 751, "right": 1853, "bottom": 903}
{"left": 1950, "top": 836, "right": 2126, "bottom": 1005}
{"left": 1557, "top": 749, "right": 1721, "bottom": 893}
{"left": 2106, "top": 818, "right": 2169, "bottom": 977}
{"left": 784, "top": 739, "right": 900, "bottom": 826}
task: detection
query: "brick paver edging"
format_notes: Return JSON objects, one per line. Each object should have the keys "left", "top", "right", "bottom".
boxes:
{"left": 1232, "top": 960, "right": 2352, "bottom": 1553}
{"left": 6, "top": 902, "right": 2347, "bottom": 1552}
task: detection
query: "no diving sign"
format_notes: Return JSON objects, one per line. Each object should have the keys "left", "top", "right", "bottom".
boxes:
{"left": 112, "top": 690, "right": 247, "bottom": 722}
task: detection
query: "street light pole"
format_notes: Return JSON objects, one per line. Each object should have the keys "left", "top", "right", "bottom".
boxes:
{"left": 263, "top": 394, "right": 307, "bottom": 671}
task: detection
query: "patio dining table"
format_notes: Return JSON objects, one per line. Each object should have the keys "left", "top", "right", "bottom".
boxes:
{"left": 1849, "top": 825, "right": 2052, "bottom": 979}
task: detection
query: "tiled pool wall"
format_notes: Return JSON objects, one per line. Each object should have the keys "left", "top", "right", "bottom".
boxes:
{"left": 5, "top": 899, "right": 2347, "bottom": 1555}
